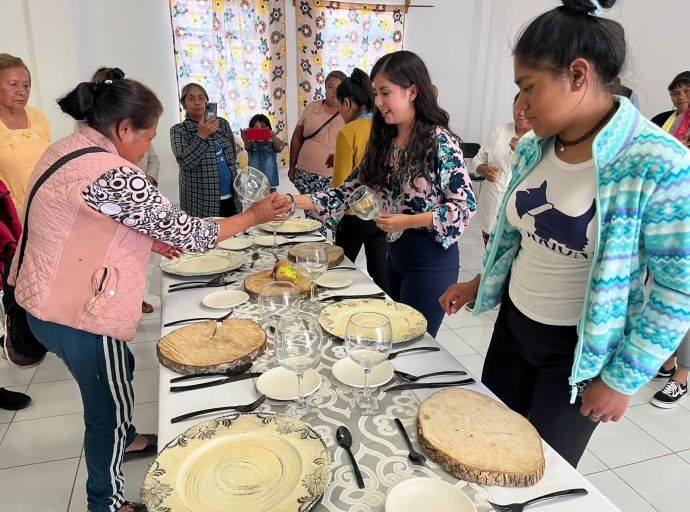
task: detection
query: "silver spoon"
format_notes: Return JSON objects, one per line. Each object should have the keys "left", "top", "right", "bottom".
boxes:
{"left": 250, "top": 252, "right": 260, "bottom": 268}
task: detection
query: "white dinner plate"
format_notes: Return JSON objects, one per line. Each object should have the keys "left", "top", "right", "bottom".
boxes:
{"left": 255, "top": 367, "right": 321, "bottom": 400}
{"left": 216, "top": 238, "right": 252, "bottom": 251}
{"left": 202, "top": 290, "right": 249, "bottom": 309}
{"left": 159, "top": 251, "right": 245, "bottom": 277}
{"left": 385, "top": 478, "right": 477, "bottom": 512}
{"left": 331, "top": 357, "right": 393, "bottom": 388}
{"left": 316, "top": 273, "right": 353, "bottom": 289}
{"left": 253, "top": 235, "right": 288, "bottom": 247}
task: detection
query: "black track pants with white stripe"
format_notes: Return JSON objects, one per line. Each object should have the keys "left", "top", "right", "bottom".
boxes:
{"left": 28, "top": 314, "right": 137, "bottom": 512}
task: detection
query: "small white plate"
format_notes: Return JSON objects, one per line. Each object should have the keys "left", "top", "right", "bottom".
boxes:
{"left": 316, "top": 273, "right": 353, "bottom": 289}
{"left": 253, "top": 235, "right": 288, "bottom": 247}
{"left": 385, "top": 479, "right": 477, "bottom": 512}
{"left": 331, "top": 357, "right": 394, "bottom": 388}
{"left": 256, "top": 367, "right": 321, "bottom": 400}
{"left": 202, "top": 290, "right": 249, "bottom": 309}
{"left": 216, "top": 238, "right": 252, "bottom": 251}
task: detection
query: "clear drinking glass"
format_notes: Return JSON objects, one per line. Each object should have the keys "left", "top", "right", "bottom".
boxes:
{"left": 265, "top": 200, "right": 297, "bottom": 253}
{"left": 234, "top": 166, "right": 270, "bottom": 211}
{"left": 258, "top": 281, "right": 300, "bottom": 368}
{"left": 295, "top": 243, "right": 329, "bottom": 314}
{"left": 275, "top": 314, "right": 322, "bottom": 421}
{"left": 344, "top": 312, "right": 393, "bottom": 415}
{"left": 349, "top": 185, "right": 402, "bottom": 242}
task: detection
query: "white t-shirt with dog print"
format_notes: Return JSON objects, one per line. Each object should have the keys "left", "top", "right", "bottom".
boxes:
{"left": 505, "top": 139, "right": 597, "bottom": 326}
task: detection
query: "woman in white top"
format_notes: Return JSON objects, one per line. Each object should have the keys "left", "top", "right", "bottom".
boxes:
{"left": 473, "top": 94, "right": 532, "bottom": 245}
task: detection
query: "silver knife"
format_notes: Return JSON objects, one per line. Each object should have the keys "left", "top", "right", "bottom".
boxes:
{"left": 169, "top": 372, "right": 262, "bottom": 393}
{"left": 385, "top": 378, "right": 476, "bottom": 392}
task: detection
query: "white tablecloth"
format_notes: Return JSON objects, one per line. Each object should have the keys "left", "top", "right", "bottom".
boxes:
{"left": 156, "top": 247, "right": 619, "bottom": 512}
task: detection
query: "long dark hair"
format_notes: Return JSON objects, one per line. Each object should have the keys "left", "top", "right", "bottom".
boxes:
{"left": 336, "top": 68, "right": 374, "bottom": 113}
{"left": 513, "top": 0, "right": 625, "bottom": 89}
{"left": 358, "top": 51, "right": 459, "bottom": 192}
{"left": 57, "top": 67, "right": 163, "bottom": 135}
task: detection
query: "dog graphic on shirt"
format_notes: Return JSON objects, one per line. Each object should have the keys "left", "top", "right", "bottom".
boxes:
{"left": 515, "top": 180, "right": 596, "bottom": 252}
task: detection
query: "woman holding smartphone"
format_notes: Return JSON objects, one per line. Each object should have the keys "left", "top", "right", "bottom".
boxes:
{"left": 170, "top": 83, "right": 241, "bottom": 218}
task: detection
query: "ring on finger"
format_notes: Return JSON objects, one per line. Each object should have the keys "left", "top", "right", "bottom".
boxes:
{"left": 589, "top": 412, "right": 601, "bottom": 422}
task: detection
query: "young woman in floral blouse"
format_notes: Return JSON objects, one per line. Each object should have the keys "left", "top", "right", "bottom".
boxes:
{"left": 287, "top": 51, "right": 476, "bottom": 336}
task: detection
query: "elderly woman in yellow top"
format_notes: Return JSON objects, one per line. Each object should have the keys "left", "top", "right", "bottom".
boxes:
{"left": 0, "top": 54, "right": 50, "bottom": 213}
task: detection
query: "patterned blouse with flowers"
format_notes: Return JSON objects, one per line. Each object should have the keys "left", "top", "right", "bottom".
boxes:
{"left": 0, "top": 106, "right": 50, "bottom": 209}
{"left": 310, "top": 127, "right": 476, "bottom": 249}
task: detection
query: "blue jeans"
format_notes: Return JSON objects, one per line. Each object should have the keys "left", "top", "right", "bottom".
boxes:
{"left": 386, "top": 230, "right": 459, "bottom": 337}
{"left": 28, "top": 314, "right": 137, "bottom": 512}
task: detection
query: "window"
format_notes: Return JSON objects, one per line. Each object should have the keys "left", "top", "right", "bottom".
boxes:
{"left": 170, "top": 0, "right": 289, "bottom": 166}
{"left": 295, "top": 1, "right": 405, "bottom": 111}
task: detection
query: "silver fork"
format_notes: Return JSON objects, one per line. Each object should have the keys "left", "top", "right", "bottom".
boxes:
{"left": 170, "top": 395, "right": 267, "bottom": 423}
{"left": 488, "top": 488, "right": 588, "bottom": 512}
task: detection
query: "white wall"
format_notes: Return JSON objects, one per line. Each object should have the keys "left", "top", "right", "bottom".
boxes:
{"left": 69, "top": 0, "right": 181, "bottom": 203}
{"left": 3, "top": 0, "right": 688, "bottom": 199}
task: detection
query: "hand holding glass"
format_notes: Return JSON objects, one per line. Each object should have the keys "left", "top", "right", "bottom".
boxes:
{"left": 345, "top": 312, "right": 393, "bottom": 415}
{"left": 234, "top": 166, "right": 270, "bottom": 211}
{"left": 349, "top": 185, "right": 402, "bottom": 242}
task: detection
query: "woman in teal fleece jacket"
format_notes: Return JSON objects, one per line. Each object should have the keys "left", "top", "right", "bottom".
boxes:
{"left": 440, "top": 0, "right": 690, "bottom": 467}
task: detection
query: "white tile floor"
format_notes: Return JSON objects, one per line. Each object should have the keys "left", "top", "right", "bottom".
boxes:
{"left": 1, "top": 203, "right": 688, "bottom": 510}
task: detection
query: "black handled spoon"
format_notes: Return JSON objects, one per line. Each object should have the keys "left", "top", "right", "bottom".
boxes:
{"left": 336, "top": 426, "right": 365, "bottom": 489}
{"left": 393, "top": 418, "right": 426, "bottom": 465}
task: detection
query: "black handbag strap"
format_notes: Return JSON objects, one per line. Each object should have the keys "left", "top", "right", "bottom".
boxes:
{"left": 303, "top": 102, "right": 339, "bottom": 141}
{"left": 15, "top": 147, "right": 108, "bottom": 275}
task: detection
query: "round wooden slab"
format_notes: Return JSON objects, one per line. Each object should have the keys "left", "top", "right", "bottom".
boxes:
{"left": 418, "top": 388, "right": 545, "bottom": 487}
{"left": 244, "top": 269, "right": 313, "bottom": 300}
{"left": 157, "top": 319, "right": 266, "bottom": 375}
{"left": 287, "top": 243, "right": 344, "bottom": 269}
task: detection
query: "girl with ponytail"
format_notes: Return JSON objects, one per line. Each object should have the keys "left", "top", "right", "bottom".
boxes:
{"left": 440, "top": 0, "right": 690, "bottom": 466}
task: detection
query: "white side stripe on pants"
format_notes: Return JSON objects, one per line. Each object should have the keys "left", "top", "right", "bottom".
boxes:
{"left": 102, "top": 336, "right": 131, "bottom": 512}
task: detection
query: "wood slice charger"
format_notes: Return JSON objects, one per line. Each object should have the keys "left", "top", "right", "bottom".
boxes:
{"left": 157, "top": 319, "right": 266, "bottom": 375}
{"left": 287, "top": 243, "right": 344, "bottom": 269}
{"left": 244, "top": 268, "right": 313, "bottom": 300}
{"left": 418, "top": 388, "right": 545, "bottom": 487}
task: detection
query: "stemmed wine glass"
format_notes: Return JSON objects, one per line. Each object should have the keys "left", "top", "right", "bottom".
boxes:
{"left": 295, "top": 243, "right": 329, "bottom": 314}
{"left": 275, "top": 314, "right": 322, "bottom": 422}
{"left": 349, "top": 185, "right": 402, "bottom": 242}
{"left": 344, "top": 312, "right": 393, "bottom": 415}
{"left": 258, "top": 281, "right": 300, "bottom": 368}
{"left": 265, "top": 200, "right": 297, "bottom": 253}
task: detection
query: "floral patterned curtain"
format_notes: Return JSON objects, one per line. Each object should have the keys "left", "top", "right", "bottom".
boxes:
{"left": 170, "top": 0, "right": 289, "bottom": 167}
{"left": 295, "top": 1, "right": 405, "bottom": 112}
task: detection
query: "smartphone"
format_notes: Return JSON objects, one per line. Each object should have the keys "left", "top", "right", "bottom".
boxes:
{"left": 246, "top": 128, "right": 272, "bottom": 141}
{"left": 204, "top": 102, "right": 217, "bottom": 122}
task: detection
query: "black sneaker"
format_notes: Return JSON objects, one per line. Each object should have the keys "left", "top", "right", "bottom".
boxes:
{"left": 650, "top": 379, "right": 688, "bottom": 409}
{"left": 653, "top": 366, "right": 676, "bottom": 380}
{"left": 0, "top": 387, "right": 31, "bottom": 410}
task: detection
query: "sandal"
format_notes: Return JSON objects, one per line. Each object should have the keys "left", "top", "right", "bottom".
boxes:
{"left": 123, "top": 502, "right": 148, "bottom": 512}
{"left": 142, "top": 301, "right": 154, "bottom": 314}
{"left": 123, "top": 434, "right": 158, "bottom": 462}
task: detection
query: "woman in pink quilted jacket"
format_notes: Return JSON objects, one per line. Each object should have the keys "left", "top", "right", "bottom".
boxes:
{"left": 8, "top": 69, "right": 289, "bottom": 512}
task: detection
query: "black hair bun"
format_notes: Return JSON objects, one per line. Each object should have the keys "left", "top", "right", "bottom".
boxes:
{"left": 562, "top": 0, "right": 616, "bottom": 15}
{"left": 106, "top": 67, "right": 125, "bottom": 81}
{"left": 350, "top": 68, "right": 367, "bottom": 85}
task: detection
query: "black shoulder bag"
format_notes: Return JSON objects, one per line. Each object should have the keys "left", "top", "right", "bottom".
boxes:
{"left": 303, "top": 101, "right": 339, "bottom": 141}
